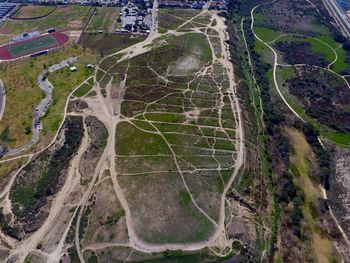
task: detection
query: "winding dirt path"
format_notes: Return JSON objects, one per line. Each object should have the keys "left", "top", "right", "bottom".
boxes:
{"left": 0, "top": 8, "right": 246, "bottom": 262}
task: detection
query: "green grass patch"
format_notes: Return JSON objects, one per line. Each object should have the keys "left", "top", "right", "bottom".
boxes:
{"left": 144, "top": 112, "right": 186, "bottom": 123}
{"left": 322, "top": 129, "right": 350, "bottom": 146}
{"left": 308, "top": 35, "right": 347, "bottom": 72}
{"left": 115, "top": 121, "right": 171, "bottom": 155}
{"left": 158, "top": 27, "right": 168, "bottom": 34}
{"left": 253, "top": 26, "right": 282, "bottom": 43}
{"left": 73, "top": 82, "right": 93, "bottom": 97}
{"left": 179, "top": 191, "right": 191, "bottom": 206}
{"left": 42, "top": 69, "right": 93, "bottom": 133}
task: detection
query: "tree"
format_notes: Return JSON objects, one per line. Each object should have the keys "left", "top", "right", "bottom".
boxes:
{"left": 342, "top": 39, "right": 350, "bottom": 51}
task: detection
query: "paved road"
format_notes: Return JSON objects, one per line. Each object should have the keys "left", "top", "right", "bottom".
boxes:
{"left": 324, "top": 0, "right": 350, "bottom": 37}
{"left": 150, "top": 0, "right": 158, "bottom": 35}
{"left": 4, "top": 57, "right": 78, "bottom": 156}
{"left": 0, "top": 79, "right": 5, "bottom": 121}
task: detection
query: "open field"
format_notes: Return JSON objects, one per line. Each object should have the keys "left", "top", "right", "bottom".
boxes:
{"left": 13, "top": 5, "right": 56, "bottom": 19}
{"left": 40, "top": 50, "right": 95, "bottom": 136}
{"left": 0, "top": 9, "right": 246, "bottom": 263}
{"left": 158, "top": 9, "right": 210, "bottom": 32}
{"left": 80, "top": 33, "right": 146, "bottom": 55}
{"left": 73, "top": 81, "right": 93, "bottom": 97}
{"left": 85, "top": 7, "right": 120, "bottom": 33}
{"left": 105, "top": 24, "right": 237, "bottom": 243}
{"left": 0, "top": 5, "right": 91, "bottom": 44}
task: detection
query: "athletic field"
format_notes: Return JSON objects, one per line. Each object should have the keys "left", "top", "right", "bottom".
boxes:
{"left": 0, "top": 32, "right": 68, "bottom": 60}
{"left": 8, "top": 35, "right": 58, "bottom": 57}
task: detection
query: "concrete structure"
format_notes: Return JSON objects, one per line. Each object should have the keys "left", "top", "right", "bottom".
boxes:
{"left": 119, "top": 2, "right": 151, "bottom": 33}
{"left": 209, "top": 0, "right": 227, "bottom": 10}
{"left": 0, "top": 2, "right": 19, "bottom": 27}
{"left": 158, "top": 0, "right": 204, "bottom": 9}
{"left": 0, "top": 2, "right": 19, "bottom": 19}
{"left": 13, "top": 31, "right": 41, "bottom": 42}
{"left": 324, "top": 0, "right": 350, "bottom": 37}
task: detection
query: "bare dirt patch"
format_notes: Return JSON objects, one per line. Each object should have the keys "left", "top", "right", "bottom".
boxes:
{"left": 81, "top": 176, "right": 128, "bottom": 247}
{"left": 167, "top": 55, "right": 201, "bottom": 76}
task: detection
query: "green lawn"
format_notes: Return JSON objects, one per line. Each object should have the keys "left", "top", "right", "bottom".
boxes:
{"left": 253, "top": 24, "right": 348, "bottom": 73}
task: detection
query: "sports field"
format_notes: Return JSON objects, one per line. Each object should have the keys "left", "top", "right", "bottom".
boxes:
{"left": 0, "top": 32, "right": 68, "bottom": 60}
{"left": 9, "top": 35, "right": 57, "bottom": 57}
{"left": 1, "top": 5, "right": 90, "bottom": 36}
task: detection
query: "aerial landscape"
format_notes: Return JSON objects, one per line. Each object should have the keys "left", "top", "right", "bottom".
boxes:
{"left": 1, "top": 0, "right": 350, "bottom": 262}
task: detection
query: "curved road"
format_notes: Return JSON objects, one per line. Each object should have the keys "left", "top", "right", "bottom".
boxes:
{"left": 4, "top": 57, "right": 78, "bottom": 157}
{"left": 324, "top": 0, "right": 350, "bottom": 37}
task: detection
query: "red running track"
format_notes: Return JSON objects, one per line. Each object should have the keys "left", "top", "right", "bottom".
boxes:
{"left": 0, "top": 31, "right": 69, "bottom": 60}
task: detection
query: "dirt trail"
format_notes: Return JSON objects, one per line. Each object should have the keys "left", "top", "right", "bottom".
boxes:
{"left": 90, "top": 10, "right": 244, "bottom": 254}
{"left": 1, "top": 9, "right": 245, "bottom": 261}
{"left": 91, "top": 11, "right": 245, "bottom": 254}
{"left": 10, "top": 122, "right": 90, "bottom": 263}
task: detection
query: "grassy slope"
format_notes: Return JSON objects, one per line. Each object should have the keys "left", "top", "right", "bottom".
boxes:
{"left": 112, "top": 31, "right": 224, "bottom": 243}
{"left": 0, "top": 157, "right": 28, "bottom": 184}
{"left": 284, "top": 128, "right": 338, "bottom": 263}
{"left": 253, "top": 3, "right": 350, "bottom": 146}
{"left": 0, "top": 45, "right": 95, "bottom": 148}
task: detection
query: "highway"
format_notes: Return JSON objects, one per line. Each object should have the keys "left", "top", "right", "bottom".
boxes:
{"left": 4, "top": 57, "right": 78, "bottom": 156}
{"left": 324, "top": 0, "right": 350, "bottom": 37}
